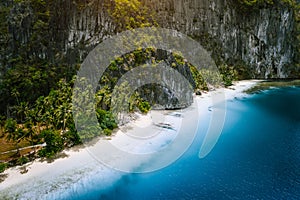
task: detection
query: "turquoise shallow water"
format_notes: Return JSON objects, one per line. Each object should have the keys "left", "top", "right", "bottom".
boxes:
{"left": 75, "top": 86, "right": 300, "bottom": 200}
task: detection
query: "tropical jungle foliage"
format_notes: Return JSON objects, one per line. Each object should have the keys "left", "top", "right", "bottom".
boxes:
{"left": 0, "top": 0, "right": 298, "bottom": 167}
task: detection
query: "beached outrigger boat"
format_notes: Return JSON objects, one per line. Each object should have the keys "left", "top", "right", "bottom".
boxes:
{"left": 154, "top": 122, "right": 174, "bottom": 130}
{"left": 169, "top": 112, "right": 183, "bottom": 117}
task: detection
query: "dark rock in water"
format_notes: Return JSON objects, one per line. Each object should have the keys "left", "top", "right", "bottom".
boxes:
{"left": 195, "top": 89, "right": 202, "bottom": 96}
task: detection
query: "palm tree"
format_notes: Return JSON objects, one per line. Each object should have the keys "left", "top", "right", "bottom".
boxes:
{"left": 11, "top": 88, "right": 20, "bottom": 106}
{"left": 16, "top": 102, "right": 29, "bottom": 123}
{"left": 5, "top": 118, "right": 21, "bottom": 156}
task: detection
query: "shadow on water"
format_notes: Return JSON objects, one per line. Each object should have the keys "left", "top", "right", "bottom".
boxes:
{"left": 247, "top": 87, "right": 300, "bottom": 121}
{"left": 75, "top": 173, "right": 139, "bottom": 200}
{"left": 97, "top": 175, "right": 134, "bottom": 200}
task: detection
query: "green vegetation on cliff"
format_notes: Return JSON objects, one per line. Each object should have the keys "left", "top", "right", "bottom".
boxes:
{"left": 0, "top": 0, "right": 163, "bottom": 165}
{"left": 108, "top": 0, "right": 157, "bottom": 32}
{"left": 0, "top": 0, "right": 299, "bottom": 167}
{"left": 238, "top": 0, "right": 297, "bottom": 8}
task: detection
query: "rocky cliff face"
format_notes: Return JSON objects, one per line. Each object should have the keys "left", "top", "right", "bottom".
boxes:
{"left": 145, "top": 0, "right": 297, "bottom": 78}
{"left": 1, "top": 0, "right": 298, "bottom": 79}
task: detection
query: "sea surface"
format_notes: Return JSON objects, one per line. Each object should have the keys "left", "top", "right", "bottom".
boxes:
{"left": 74, "top": 86, "right": 300, "bottom": 200}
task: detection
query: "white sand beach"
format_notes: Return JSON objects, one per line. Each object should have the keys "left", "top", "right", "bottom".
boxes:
{"left": 0, "top": 80, "right": 260, "bottom": 199}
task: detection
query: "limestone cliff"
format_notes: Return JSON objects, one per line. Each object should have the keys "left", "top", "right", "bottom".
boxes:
{"left": 1, "top": 0, "right": 299, "bottom": 79}
{"left": 145, "top": 0, "right": 298, "bottom": 78}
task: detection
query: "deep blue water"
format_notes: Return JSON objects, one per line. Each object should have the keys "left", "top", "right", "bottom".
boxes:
{"left": 77, "top": 86, "right": 300, "bottom": 200}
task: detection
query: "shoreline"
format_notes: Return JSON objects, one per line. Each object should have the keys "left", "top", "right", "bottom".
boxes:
{"left": 0, "top": 80, "right": 260, "bottom": 199}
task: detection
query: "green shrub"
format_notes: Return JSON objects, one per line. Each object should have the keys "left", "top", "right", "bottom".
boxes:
{"left": 38, "top": 129, "right": 63, "bottom": 158}
{"left": 190, "top": 65, "right": 208, "bottom": 90}
{"left": 0, "top": 163, "right": 7, "bottom": 173}
{"left": 96, "top": 109, "right": 118, "bottom": 131}
{"left": 219, "top": 64, "right": 239, "bottom": 87}
{"left": 62, "top": 123, "right": 82, "bottom": 147}
{"left": 137, "top": 101, "right": 151, "bottom": 113}
{"left": 17, "top": 156, "right": 29, "bottom": 165}
{"left": 4, "top": 118, "right": 17, "bottom": 133}
{"left": 103, "top": 128, "right": 113, "bottom": 136}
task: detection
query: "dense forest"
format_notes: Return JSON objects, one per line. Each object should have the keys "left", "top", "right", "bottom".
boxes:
{"left": 0, "top": 0, "right": 299, "bottom": 171}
